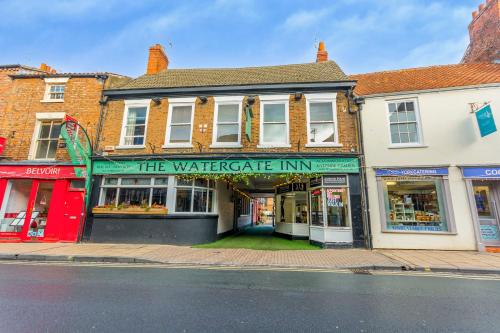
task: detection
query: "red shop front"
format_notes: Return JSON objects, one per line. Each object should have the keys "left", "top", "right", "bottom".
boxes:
{"left": 0, "top": 164, "right": 86, "bottom": 242}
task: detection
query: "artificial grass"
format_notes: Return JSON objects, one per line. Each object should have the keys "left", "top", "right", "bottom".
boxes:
{"left": 193, "top": 234, "right": 321, "bottom": 251}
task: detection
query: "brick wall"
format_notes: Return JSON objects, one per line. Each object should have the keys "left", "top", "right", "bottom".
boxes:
{"left": 98, "top": 92, "right": 359, "bottom": 156}
{"left": 0, "top": 68, "right": 19, "bottom": 139}
{"left": 0, "top": 76, "right": 107, "bottom": 161}
{"left": 462, "top": 0, "right": 500, "bottom": 63}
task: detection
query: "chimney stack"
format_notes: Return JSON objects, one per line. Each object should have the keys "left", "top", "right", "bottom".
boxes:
{"left": 146, "top": 44, "right": 169, "bottom": 74}
{"left": 40, "top": 63, "right": 57, "bottom": 73}
{"left": 316, "top": 41, "right": 329, "bottom": 63}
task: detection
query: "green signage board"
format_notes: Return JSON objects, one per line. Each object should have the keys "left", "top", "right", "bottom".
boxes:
{"left": 93, "top": 157, "right": 359, "bottom": 175}
{"left": 476, "top": 104, "right": 497, "bottom": 137}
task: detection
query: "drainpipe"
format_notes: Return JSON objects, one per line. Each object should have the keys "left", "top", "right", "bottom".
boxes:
{"left": 352, "top": 94, "right": 372, "bottom": 249}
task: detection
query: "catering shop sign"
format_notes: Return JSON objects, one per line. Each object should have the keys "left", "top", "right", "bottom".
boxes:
{"left": 462, "top": 167, "right": 500, "bottom": 179}
{"left": 93, "top": 157, "right": 360, "bottom": 175}
{"left": 375, "top": 168, "right": 449, "bottom": 177}
{"left": 0, "top": 165, "right": 85, "bottom": 179}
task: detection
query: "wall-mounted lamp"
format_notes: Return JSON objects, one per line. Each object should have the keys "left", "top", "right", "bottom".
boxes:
{"left": 199, "top": 96, "right": 208, "bottom": 104}
{"left": 294, "top": 92, "right": 303, "bottom": 100}
{"left": 152, "top": 97, "right": 162, "bottom": 105}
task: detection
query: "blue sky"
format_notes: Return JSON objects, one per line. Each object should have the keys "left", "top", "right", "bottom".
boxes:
{"left": 0, "top": 0, "right": 477, "bottom": 77}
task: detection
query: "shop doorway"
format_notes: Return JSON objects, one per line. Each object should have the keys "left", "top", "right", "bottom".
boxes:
{"left": 473, "top": 181, "right": 500, "bottom": 246}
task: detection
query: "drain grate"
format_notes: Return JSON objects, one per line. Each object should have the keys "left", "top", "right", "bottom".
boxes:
{"left": 350, "top": 268, "right": 372, "bottom": 275}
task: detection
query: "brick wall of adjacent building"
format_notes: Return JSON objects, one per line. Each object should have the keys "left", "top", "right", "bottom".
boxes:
{"left": 0, "top": 68, "right": 18, "bottom": 120}
{"left": 462, "top": 0, "right": 500, "bottom": 63}
{"left": 98, "top": 92, "right": 359, "bottom": 156}
{"left": 0, "top": 75, "right": 126, "bottom": 161}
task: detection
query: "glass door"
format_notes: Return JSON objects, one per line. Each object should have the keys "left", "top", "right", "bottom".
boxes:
{"left": 27, "top": 181, "right": 55, "bottom": 239}
{"left": 473, "top": 182, "right": 500, "bottom": 245}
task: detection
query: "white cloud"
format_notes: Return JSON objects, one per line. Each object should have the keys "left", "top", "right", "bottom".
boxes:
{"left": 281, "top": 8, "right": 331, "bottom": 31}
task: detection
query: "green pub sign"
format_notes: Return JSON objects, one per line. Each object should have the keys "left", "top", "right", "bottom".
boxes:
{"left": 93, "top": 157, "right": 359, "bottom": 175}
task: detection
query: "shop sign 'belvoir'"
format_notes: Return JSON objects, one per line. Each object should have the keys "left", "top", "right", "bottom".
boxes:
{"left": 93, "top": 157, "right": 359, "bottom": 175}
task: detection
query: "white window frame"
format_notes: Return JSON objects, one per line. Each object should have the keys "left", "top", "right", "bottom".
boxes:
{"left": 210, "top": 96, "right": 243, "bottom": 148}
{"left": 117, "top": 99, "right": 151, "bottom": 149}
{"left": 163, "top": 97, "right": 196, "bottom": 148}
{"left": 258, "top": 94, "right": 290, "bottom": 148}
{"left": 98, "top": 176, "right": 169, "bottom": 207}
{"left": 304, "top": 93, "right": 341, "bottom": 147}
{"left": 174, "top": 178, "right": 216, "bottom": 214}
{"left": 385, "top": 97, "right": 425, "bottom": 148}
{"left": 28, "top": 112, "right": 65, "bottom": 160}
{"left": 41, "top": 77, "right": 69, "bottom": 103}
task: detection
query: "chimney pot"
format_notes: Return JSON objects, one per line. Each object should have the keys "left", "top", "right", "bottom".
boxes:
{"left": 146, "top": 44, "right": 169, "bottom": 74}
{"left": 316, "top": 41, "right": 329, "bottom": 63}
{"left": 472, "top": 10, "right": 478, "bottom": 19}
{"left": 479, "top": 3, "right": 485, "bottom": 11}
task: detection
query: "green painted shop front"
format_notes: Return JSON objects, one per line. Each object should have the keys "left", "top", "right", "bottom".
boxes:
{"left": 84, "top": 156, "right": 366, "bottom": 247}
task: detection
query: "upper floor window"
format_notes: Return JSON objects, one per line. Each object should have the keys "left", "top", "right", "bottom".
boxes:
{"left": 34, "top": 120, "right": 61, "bottom": 159}
{"left": 258, "top": 95, "right": 290, "bottom": 148}
{"left": 119, "top": 99, "right": 150, "bottom": 148}
{"left": 387, "top": 99, "right": 422, "bottom": 146}
{"left": 211, "top": 96, "right": 243, "bottom": 147}
{"left": 41, "top": 78, "right": 68, "bottom": 102}
{"left": 164, "top": 97, "right": 195, "bottom": 148}
{"left": 305, "top": 93, "right": 339, "bottom": 147}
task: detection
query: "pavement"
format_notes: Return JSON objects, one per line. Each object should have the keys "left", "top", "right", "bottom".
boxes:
{"left": 1, "top": 242, "right": 500, "bottom": 274}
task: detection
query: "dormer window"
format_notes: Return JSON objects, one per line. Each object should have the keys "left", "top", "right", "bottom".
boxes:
{"left": 41, "top": 77, "right": 69, "bottom": 103}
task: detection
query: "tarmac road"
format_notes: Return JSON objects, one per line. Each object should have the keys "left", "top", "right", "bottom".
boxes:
{"left": 0, "top": 262, "right": 499, "bottom": 332}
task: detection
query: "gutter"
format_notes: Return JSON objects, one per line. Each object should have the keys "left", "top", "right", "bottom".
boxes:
{"left": 103, "top": 81, "right": 357, "bottom": 99}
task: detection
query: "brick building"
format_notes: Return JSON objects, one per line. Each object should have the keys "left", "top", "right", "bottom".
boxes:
{"left": 462, "top": 0, "right": 500, "bottom": 63}
{"left": 0, "top": 65, "right": 128, "bottom": 242}
{"left": 87, "top": 43, "right": 368, "bottom": 248}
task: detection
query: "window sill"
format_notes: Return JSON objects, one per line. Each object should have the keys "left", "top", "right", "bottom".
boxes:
{"left": 305, "top": 143, "right": 343, "bottom": 148}
{"left": 40, "top": 99, "right": 64, "bottom": 103}
{"left": 382, "top": 230, "right": 457, "bottom": 235}
{"left": 209, "top": 143, "right": 243, "bottom": 149}
{"left": 29, "top": 158, "right": 56, "bottom": 162}
{"left": 115, "top": 145, "right": 145, "bottom": 150}
{"left": 162, "top": 143, "right": 193, "bottom": 149}
{"left": 257, "top": 144, "right": 291, "bottom": 149}
{"left": 388, "top": 144, "right": 428, "bottom": 149}
{"left": 310, "top": 226, "right": 352, "bottom": 230}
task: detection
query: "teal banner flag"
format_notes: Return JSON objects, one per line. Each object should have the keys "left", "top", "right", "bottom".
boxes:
{"left": 476, "top": 104, "right": 497, "bottom": 137}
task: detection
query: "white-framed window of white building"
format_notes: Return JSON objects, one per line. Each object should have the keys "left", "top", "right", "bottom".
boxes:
{"left": 258, "top": 95, "right": 290, "bottom": 148}
{"left": 305, "top": 93, "right": 340, "bottom": 147}
{"left": 211, "top": 96, "right": 243, "bottom": 148}
{"left": 164, "top": 97, "right": 196, "bottom": 148}
{"left": 118, "top": 99, "right": 151, "bottom": 148}
{"left": 41, "top": 77, "right": 69, "bottom": 103}
{"left": 28, "top": 112, "right": 65, "bottom": 160}
{"left": 386, "top": 98, "right": 424, "bottom": 147}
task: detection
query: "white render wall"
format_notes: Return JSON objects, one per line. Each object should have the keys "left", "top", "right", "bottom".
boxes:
{"left": 361, "top": 84, "right": 500, "bottom": 250}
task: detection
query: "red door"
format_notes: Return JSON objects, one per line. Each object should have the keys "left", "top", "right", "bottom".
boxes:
{"left": 60, "top": 190, "right": 85, "bottom": 242}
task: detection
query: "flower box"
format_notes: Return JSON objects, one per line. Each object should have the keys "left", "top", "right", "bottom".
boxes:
{"left": 92, "top": 206, "right": 168, "bottom": 215}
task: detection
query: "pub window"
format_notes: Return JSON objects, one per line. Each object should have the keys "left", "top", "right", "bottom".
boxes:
{"left": 212, "top": 96, "right": 243, "bottom": 147}
{"left": 119, "top": 100, "right": 150, "bottom": 147}
{"left": 98, "top": 177, "right": 168, "bottom": 208}
{"left": 258, "top": 95, "right": 289, "bottom": 147}
{"left": 165, "top": 98, "right": 196, "bottom": 147}
{"left": 381, "top": 178, "right": 450, "bottom": 232}
{"left": 240, "top": 196, "right": 251, "bottom": 216}
{"left": 34, "top": 120, "right": 61, "bottom": 160}
{"left": 175, "top": 177, "right": 215, "bottom": 213}
{"left": 387, "top": 99, "right": 422, "bottom": 145}
{"left": 305, "top": 93, "right": 338, "bottom": 146}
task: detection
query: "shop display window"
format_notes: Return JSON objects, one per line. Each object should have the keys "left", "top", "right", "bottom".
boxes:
{"left": 98, "top": 177, "right": 168, "bottom": 208}
{"left": 310, "top": 189, "right": 324, "bottom": 226}
{"left": 325, "top": 188, "right": 349, "bottom": 227}
{"left": 382, "top": 178, "right": 449, "bottom": 232}
{"left": 175, "top": 178, "right": 215, "bottom": 213}
{"left": 0, "top": 180, "right": 33, "bottom": 232}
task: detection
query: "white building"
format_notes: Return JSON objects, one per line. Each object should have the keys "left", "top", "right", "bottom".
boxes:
{"left": 353, "top": 63, "right": 500, "bottom": 251}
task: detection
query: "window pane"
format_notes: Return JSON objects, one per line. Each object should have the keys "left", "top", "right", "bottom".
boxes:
{"left": 194, "top": 178, "right": 208, "bottom": 187}
{"left": 406, "top": 102, "right": 414, "bottom": 111}
{"left": 207, "top": 190, "right": 214, "bottom": 212}
{"left": 398, "top": 123, "right": 409, "bottom": 133}
{"left": 104, "top": 178, "right": 118, "bottom": 185}
{"left": 121, "top": 178, "right": 151, "bottom": 186}
{"left": 388, "top": 103, "right": 397, "bottom": 114}
{"left": 170, "top": 125, "right": 191, "bottom": 143}
{"left": 127, "top": 107, "right": 147, "bottom": 125}
{"left": 397, "top": 111, "right": 408, "bottom": 122}
{"left": 193, "top": 189, "right": 208, "bottom": 212}
{"left": 176, "top": 178, "right": 192, "bottom": 186}
{"left": 384, "top": 179, "right": 448, "bottom": 232}
{"left": 400, "top": 133, "right": 410, "bottom": 143}
{"left": 218, "top": 104, "right": 239, "bottom": 122}
{"left": 390, "top": 124, "right": 399, "bottom": 135}
{"left": 133, "top": 137, "right": 144, "bottom": 145}
{"left": 101, "top": 188, "right": 117, "bottom": 206}
{"left": 35, "top": 140, "right": 49, "bottom": 159}
{"left": 125, "top": 125, "right": 144, "bottom": 136}
{"left": 310, "top": 189, "right": 324, "bottom": 226}
{"left": 326, "top": 188, "right": 349, "bottom": 227}
{"left": 397, "top": 102, "right": 406, "bottom": 112}
{"left": 407, "top": 111, "right": 416, "bottom": 121}
{"left": 171, "top": 106, "right": 192, "bottom": 123}
{"left": 263, "top": 103, "right": 285, "bottom": 122}
{"left": 310, "top": 123, "right": 335, "bottom": 143}
{"left": 152, "top": 188, "right": 167, "bottom": 206}
{"left": 263, "top": 124, "right": 286, "bottom": 143}
{"left": 154, "top": 178, "right": 169, "bottom": 186}
{"left": 408, "top": 123, "right": 418, "bottom": 134}
{"left": 409, "top": 132, "right": 418, "bottom": 143}
{"left": 50, "top": 123, "right": 61, "bottom": 139}
{"left": 47, "top": 140, "right": 58, "bottom": 158}
{"left": 39, "top": 124, "right": 51, "bottom": 139}
{"left": 391, "top": 133, "right": 400, "bottom": 144}
{"left": 216, "top": 124, "right": 239, "bottom": 142}
{"left": 118, "top": 188, "right": 150, "bottom": 206}
{"left": 310, "top": 102, "right": 334, "bottom": 122}
{"left": 175, "top": 188, "right": 192, "bottom": 212}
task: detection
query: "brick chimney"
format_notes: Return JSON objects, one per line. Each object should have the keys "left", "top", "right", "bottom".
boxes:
{"left": 462, "top": 0, "right": 500, "bottom": 63}
{"left": 40, "top": 63, "right": 57, "bottom": 73}
{"left": 316, "top": 41, "right": 329, "bottom": 63}
{"left": 146, "top": 44, "right": 169, "bottom": 74}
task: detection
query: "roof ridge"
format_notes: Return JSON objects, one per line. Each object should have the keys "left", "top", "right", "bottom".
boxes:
{"left": 350, "top": 62, "right": 498, "bottom": 77}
